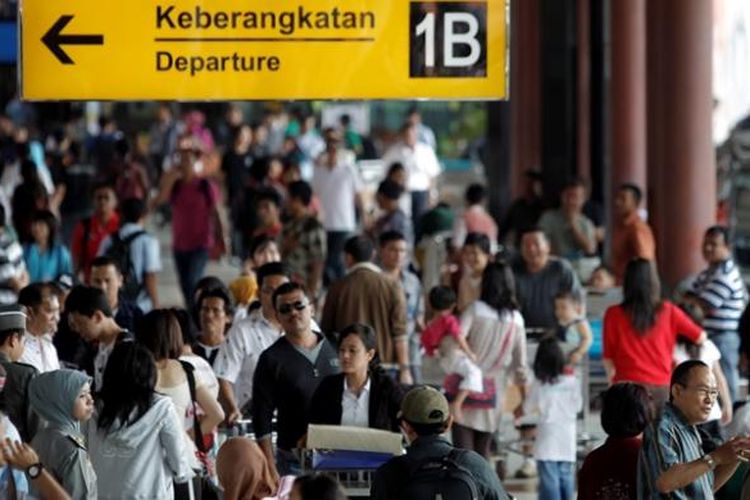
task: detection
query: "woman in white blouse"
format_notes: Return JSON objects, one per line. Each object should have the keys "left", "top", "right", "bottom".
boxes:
{"left": 308, "top": 323, "right": 404, "bottom": 432}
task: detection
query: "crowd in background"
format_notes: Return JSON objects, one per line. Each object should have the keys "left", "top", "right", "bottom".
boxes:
{"left": 0, "top": 100, "right": 749, "bottom": 499}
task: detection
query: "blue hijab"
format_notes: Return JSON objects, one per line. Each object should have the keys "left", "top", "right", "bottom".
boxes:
{"left": 28, "top": 369, "right": 90, "bottom": 433}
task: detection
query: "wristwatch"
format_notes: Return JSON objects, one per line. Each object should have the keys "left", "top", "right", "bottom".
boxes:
{"left": 702, "top": 454, "right": 716, "bottom": 471}
{"left": 27, "top": 462, "right": 43, "bottom": 479}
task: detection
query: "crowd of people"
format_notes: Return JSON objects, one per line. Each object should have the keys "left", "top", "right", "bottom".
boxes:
{"left": 0, "top": 100, "right": 750, "bottom": 499}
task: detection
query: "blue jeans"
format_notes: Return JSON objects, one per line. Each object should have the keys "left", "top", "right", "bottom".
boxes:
{"left": 276, "top": 449, "right": 302, "bottom": 476}
{"left": 537, "top": 460, "right": 574, "bottom": 500}
{"left": 711, "top": 332, "right": 741, "bottom": 403}
{"left": 173, "top": 248, "right": 209, "bottom": 307}
{"left": 324, "top": 231, "right": 350, "bottom": 286}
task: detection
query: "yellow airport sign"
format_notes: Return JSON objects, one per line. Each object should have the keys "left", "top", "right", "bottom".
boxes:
{"left": 20, "top": 0, "right": 508, "bottom": 101}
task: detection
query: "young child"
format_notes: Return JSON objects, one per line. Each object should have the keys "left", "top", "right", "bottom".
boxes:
{"left": 421, "top": 286, "right": 482, "bottom": 422}
{"left": 523, "top": 337, "right": 581, "bottom": 500}
{"left": 553, "top": 290, "right": 593, "bottom": 366}
{"left": 29, "top": 369, "right": 97, "bottom": 499}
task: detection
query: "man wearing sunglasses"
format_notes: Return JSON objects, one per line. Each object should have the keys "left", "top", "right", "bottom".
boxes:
{"left": 252, "top": 281, "right": 340, "bottom": 480}
{"left": 639, "top": 360, "right": 750, "bottom": 498}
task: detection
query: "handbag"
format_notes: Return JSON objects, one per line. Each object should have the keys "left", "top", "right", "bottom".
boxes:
{"left": 443, "top": 374, "right": 497, "bottom": 409}
{"left": 179, "top": 361, "right": 220, "bottom": 500}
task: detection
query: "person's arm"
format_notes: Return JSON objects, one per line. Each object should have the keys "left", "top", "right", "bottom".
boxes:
{"left": 655, "top": 437, "right": 749, "bottom": 493}
{"left": 394, "top": 339, "right": 412, "bottom": 385}
{"left": 602, "top": 359, "right": 616, "bottom": 385}
{"left": 251, "top": 353, "right": 279, "bottom": 480}
{"left": 217, "top": 378, "right": 242, "bottom": 425}
{"left": 456, "top": 335, "right": 477, "bottom": 362}
{"left": 634, "top": 224, "right": 656, "bottom": 260}
{"left": 713, "top": 360, "right": 733, "bottom": 425}
{"left": 2, "top": 439, "right": 71, "bottom": 500}
{"left": 391, "top": 282, "right": 412, "bottom": 384}
{"left": 195, "top": 383, "right": 225, "bottom": 436}
{"left": 143, "top": 272, "right": 160, "bottom": 309}
{"left": 568, "top": 215, "right": 597, "bottom": 255}
{"left": 568, "top": 320, "right": 593, "bottom": 364}
{"left": 159, "top": 400, "right": 193, "bottom": 483}
{"left": 150, "top": 168, "right": 180, "bottom": 210}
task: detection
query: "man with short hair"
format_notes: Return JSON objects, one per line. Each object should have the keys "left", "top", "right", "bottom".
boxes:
{"left": 321, "top": 235, "right": 410, "bottom": 383}
{"left": 71, "top": 182, "right": 119, "bottom": 282}
{"left": 252, "top": 281, "right": 339, "bottom": 477}
{"left": 611, "top": 183, "right": 656, "bottom": 283}
{"left": 65, "top": 285, "right": 133, "bottom": 391}
{"left": 371, "top": 385, "right": 509, "bottom": 500}
{"left": 0, "top": 304, "right": 39, "bottom": 441}
{"left": 685, "top": 225, "right": 747, "bottom": 404}
{"left": 379, "top": 230, "right": 424, "bottom": 383}
{"left": 281, "top": 180, "right": 326, "bottom": 299}
{"left": 215, "top": 262, "right": 291, "bottom": 424}
{"left": 252, "top": 188, "right": 283, "bottom": 240}
{"left": 512, "top": 229, "right": 581, "bottom": 329}
{"left": 17, "top": 283, "right": 60, "bottom": 373}
{"left": 372, "top": 180, "right": 413, "bottom": 246}
{"left": 89, "top": 256, "right": 143, "bottom": 332}
{"left": 98, "top": 197, "right": 161, "bottom": 311}
{"left": 639, "top": 360, "right": 750, "bottom": 498}
{"left": 538, "top": 178, "right": 597, "bottom": 260}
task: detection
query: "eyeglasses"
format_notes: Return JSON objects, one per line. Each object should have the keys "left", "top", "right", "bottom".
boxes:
{"left": 277, "top": 300, "right": 308, "bottom": 315}
{"left": 683, "top": 385, "right": 720, "bottom": 400}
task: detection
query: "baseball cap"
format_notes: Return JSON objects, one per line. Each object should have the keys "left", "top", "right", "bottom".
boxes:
{"left": 399, "top": 385, "right": 450, "bottom": 425}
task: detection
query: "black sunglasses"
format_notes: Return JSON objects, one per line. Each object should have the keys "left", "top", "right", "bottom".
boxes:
{"left": 278, "top": 300, "right": 308, "bottom": 315}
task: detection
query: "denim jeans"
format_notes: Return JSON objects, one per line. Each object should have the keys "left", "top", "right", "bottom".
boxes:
{"left": 711, "top": 332, "right": 740, "bottom": 403}
{"left": 324, "top": 231, "right": 350, "bottom": 286}
{"left": 276, "top": 449, "right": 302, "bottom": 476}
{"left": 537, "top": 460, "right": 574, "bottom": 500}
{"left": 173, "top": 248, "right": 209, "bottom": 307}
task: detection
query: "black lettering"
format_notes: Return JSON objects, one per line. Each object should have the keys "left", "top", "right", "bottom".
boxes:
{"left": 342, "top": 12, "right": 356, "bottom": 29}
{"left": 315, "top": 12, "right": 329, "bottom": 29}
{"left": 278, "top": 12, "right": 294, "bottom": 35}
{"left": 214, "top": 12, "right": 228, "bottom": 29}
{"left": 268, "top": 56, "right": 280, "bottom": 71}
{"left": 361, "top": 11, "right": 375, "bottom": 29}
{"left": 298, "top": 6, "right": 313, "bottom": 29}
{"left": 177, "top": 12, "right": 192, "bottom": 29}
{"left": 206, "top": 56, "right": 219, "bottom": 72}
{"left": 156, "top": 5, "right": 176, "bottom": 29}
{"left": 175, "top": 56, "right": 188, "bottom": 71}
{"left": 331, "top": 8, "right": 340, "bottom": 29}
{"left": 156, "top": 51, "right": 173, "bottom": 70}
{"left": 196, "top": 6, "right": 211, "bottom": 28}
{"left": 231, "top": 12, "right": 242, "bottom": 28}
{"left": 243, "top": 12, "right": 257, "bottom": 29}
{"left": 260, "top": 11, "right": 275, "bottom": 30}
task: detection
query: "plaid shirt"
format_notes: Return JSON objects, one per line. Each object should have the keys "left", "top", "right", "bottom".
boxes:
{"left": 281, "top": 215, "right": 326, "bottom": 285}
{"left": 638, "top": 403, "right": 714, "bottom": 499}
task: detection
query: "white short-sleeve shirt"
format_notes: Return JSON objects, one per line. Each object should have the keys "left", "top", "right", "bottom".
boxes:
{"left": 312, "top": 153, "right": 363, "bottom": 232}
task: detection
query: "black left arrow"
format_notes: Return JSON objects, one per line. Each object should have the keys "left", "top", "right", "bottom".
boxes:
{"left": 41, "top": 15, "right": 104, "bottom": 65}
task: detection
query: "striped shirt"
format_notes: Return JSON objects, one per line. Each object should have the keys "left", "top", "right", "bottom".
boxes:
{"left": 691, "top": 258, "right": 747, "bottom": 335}
{"left": 638, "top": 403, "right": 713, "bottom": 499}
{"left": 0, "top": 233, "right": 25, "bottom": 305}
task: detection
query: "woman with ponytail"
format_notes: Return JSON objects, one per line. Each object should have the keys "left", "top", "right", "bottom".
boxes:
{"left": 308, "top": 323, "right": 404, "bottom": 432}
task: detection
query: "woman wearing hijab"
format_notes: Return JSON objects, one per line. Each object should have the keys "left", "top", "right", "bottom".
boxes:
{"left": 29, "top": 369, "right": 96, "bottom": 499}
{"left": 217, "top": 437, "right": 294, "bottom": 500}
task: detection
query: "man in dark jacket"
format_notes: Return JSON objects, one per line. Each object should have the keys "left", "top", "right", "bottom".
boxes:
{"left": 372, "top": 385, "right": 509, "bottom": 500}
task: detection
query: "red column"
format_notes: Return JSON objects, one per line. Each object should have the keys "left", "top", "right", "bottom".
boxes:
{"left": 610, "top": 0, "right": 647, "bottom": 194}
{"left": 510, "top": 0, "right": 541, "bottom": 199}
{"left": 648, "top": 0, "right": 715, "bottom": 288}
{"left": 576, "top": 0, "right": 591, "bottom": 182}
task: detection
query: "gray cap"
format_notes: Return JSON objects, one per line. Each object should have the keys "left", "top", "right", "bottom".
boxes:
{"left": 0, "top": 305, "right": 26, "bottom": 332}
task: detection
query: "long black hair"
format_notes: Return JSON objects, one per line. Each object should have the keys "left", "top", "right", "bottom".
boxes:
{"left": 480, "top": 261, "right": 519, "bottom": 314}
{"left": 97, "top": 342, "right": 156, "bottom": 432}
{"left": 621, "top": 258, "right": 662, "bottom": 334}
{"left": 533, "top": 336, "right": 566, "bottom": 384}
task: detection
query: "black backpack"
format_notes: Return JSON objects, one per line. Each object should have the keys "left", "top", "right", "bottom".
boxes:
{"left": 399, "top": 449, "right": 480, "bottom": 500}
{"left": 104, "top": 230, "right": 146, "bottom": 302}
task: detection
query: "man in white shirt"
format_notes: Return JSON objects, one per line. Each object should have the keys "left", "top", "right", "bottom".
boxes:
{"left": 17, "top": 283, "right": 60, "bottom": 373}
{"left": 381, "top": 122, "right": 442, "bottom": 235}
{"left": 215, "top": 262, "right": 290, "bottom": 423}
{"left": 312, "top": 128, "right": 364, "bottom": 285}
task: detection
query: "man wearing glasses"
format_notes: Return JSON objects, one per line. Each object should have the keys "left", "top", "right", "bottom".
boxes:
{"left": 251, "top": 281, "right": 340, "bottom": 479}
{"left": 638, "top": 360, "right": 750, "bottom": 498}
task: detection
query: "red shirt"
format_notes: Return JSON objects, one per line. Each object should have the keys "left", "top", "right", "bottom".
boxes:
{"left": 578, "top": 436, "right": 642, "bottom": 500}
{"left": 421, "top": 314, "right": 461, "bottom": 357}
{"left": 603, "top": 301, "right": 702, "bottom": 385}
{"left": 71, "top": 212, "right": 120, "bottom": 281}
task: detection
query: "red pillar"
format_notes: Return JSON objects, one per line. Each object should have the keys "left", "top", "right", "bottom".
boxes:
{"left": 510, "top": 0, "right": 541, "bottom": 199}
{"left": 648, "top": 0, "right": 715, "bottom": 288}
{"left": 610, "top": 0, "right": 647, "bottom": 194}
{"left": 576, "top": 0, "right": 591, "bottom": 183}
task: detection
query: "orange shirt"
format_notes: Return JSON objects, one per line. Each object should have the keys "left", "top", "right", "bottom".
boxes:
{"left": 611, "top": 213, "right": 656, "bottom": 283}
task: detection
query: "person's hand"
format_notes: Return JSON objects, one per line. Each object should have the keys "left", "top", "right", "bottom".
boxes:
{"left": 224, "top": 407, "right": 241, "bottom": 426}
{"left": 513, "top": 404, "right": 524, "bottom": 420}
{"left": 399, "top": 369, "right": 414, "bottom": 386}
{"left": 2, "top": 439, "right": 39, "bottom": 469}
{"left": 568, "top": 351, "right": 582, "bottom": 365}
{"left": 711, "top": 436, "right": 750, "bottom": 465}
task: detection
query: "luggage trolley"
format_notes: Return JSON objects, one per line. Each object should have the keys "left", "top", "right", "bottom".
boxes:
{"left": 302, "top": 424, "right": 403, "bottom": 498}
